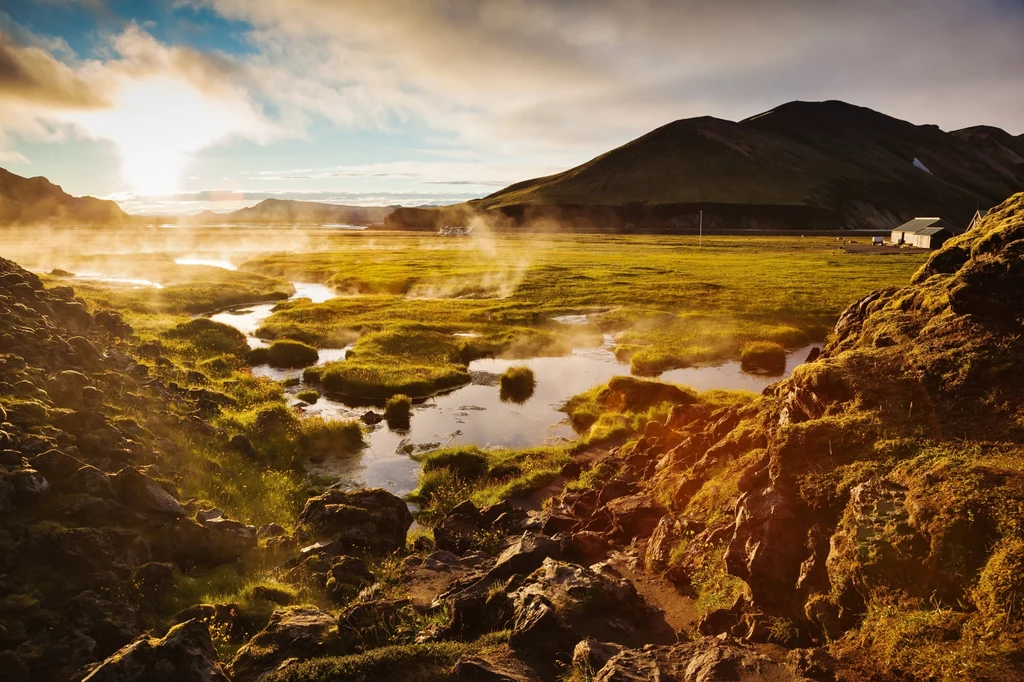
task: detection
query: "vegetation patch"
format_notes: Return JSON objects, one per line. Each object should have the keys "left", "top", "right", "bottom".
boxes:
{"left": 264, "top": 642, "right": 471, "bottom": 682}
{"left": 164, "top": 318, "right": 249, "bottom": 358}
{"left": 383, "top": 393, "right": 413, "bottom": 425}
{"left": 249, "top": 339, "right": 320, "bottom": 368}
{"left": 498, "top": 364, "right": 535, "bottom": 403}
{"left": 411, "top": 444, "right": 570, "bottom": 521}
{"left": 739, "top": 340, "right": 787, "bottom": 373}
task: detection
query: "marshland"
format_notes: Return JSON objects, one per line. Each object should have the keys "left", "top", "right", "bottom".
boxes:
{"left": 4, "top": 226, "right": 925, "bottom": 498}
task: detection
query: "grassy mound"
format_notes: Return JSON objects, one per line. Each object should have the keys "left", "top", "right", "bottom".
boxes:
{"left": 739, "top": 340, "right": 786, "bottom": 373}
{"left": 411, "top": 445, "right": 570, "bottom": 521}
{"left": 295, "top": 389, "right": 320, "bottom": 404}
{"left": 164, "top": 318, "right": 249, "bottom": 357}
{"left": 249, "top": 339, "right": 320, "bottom": 368}
{"left": 498, "top": 365, "right": 535, "bottom": 403}
{"left": 383, "top": 393, "right": 412, "bottom": 424}
{"left": 315, "top": 362, "right": 470, "bottom": 401}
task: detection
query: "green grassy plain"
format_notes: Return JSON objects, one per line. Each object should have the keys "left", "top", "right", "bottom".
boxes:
{"left": 242, "top": 232, "right": 926, "bottom": 396}
{"left": 15, "top": 227, "right": 927, "bottom": 403}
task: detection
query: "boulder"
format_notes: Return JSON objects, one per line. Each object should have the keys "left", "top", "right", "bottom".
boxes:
{"left": 68, "top": 465, "right": 114, "bottom": 498}
{"left": 573, "top": 637, "right": 624, "bottom": 673}
{"left": 297, "top": 487, "right": 413, "bottom": 555}
{"left": 227, "top": 606, "right": 338, "bottom": 682}
{"left": 646, "top": 515, "right": 703, "bottom": 572}
{"left": 134, "top": 562, "right": 176, "bottom": 598}
{"left": 10, "top": 467, "right": 49, "bottom": 502}
{"left": 605, "top": 495, "right": 667, "bottom": 540}
{"left": 157, "top": 517, "right": 253, "bottom": 568}
{"left": 570, "top": 531, "right": 609, "bottom": 560}
{"left": 29, "top": 448, "right": 85, "bottom": 484}
{"left": 434, "top": 499, "right": 483, "bottom": 554}
{"left": 200, "top": 515, "right": 258, "bottom": 560}
{"left": 509, "top": 558, "right": 675, "bottom": 655}
{"left": 82, "top": 618, "right": 230, "bottom": 682}
{"left": 112, "top": 467, "right": 184, "bottom": 518}
{"left": 488, "top": 532, "right": 562, "bottom": 582}
{"left": 452, "top": 656, "right": 532, "bottom": 681}
{"left": 724, "top": 483, "right": 804, "bottom": 610}
{"left": 592, "top": 637, "right": 799, "bottom": 681}
{"left": 324, "top": 555, "right": 374, "bottom": 602}
{"left": 256, "top": 523, "right": 286, "bottom": 539}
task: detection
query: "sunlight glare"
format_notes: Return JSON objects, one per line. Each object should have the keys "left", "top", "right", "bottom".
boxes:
{"left": 72, "top": 77, "right": 255, "bottom": 196}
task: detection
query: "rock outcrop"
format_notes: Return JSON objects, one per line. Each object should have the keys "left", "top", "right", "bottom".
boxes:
{"left": 82, "top": 619, "right": 229, "bottom": 682}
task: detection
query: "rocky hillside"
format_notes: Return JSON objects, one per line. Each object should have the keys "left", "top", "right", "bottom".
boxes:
{"left": 0, "top": 168, "right": 129, "bottom": 225}
{"left": 388, "top": 101, "right": 1024, "bottom": 232}
{"left": 187, "top": 199, "right": 394, "bottom": 226}
{"left": 2, "top": 193, "right": 1022, "bottom": 681}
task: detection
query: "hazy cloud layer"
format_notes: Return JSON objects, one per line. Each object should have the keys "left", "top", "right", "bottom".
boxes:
{"left": 3, "top": 1, "right": 1024, "bottom": 200}
{"left": 200, "top": 0, "right": 1024, "bottom": 152}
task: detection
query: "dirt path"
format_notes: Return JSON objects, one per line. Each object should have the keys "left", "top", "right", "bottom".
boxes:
{"left": 606, "top": 550, "right": 699, "bottom": 633}
{"left": 509, "top": 438, "right": 701, "bottom": 635}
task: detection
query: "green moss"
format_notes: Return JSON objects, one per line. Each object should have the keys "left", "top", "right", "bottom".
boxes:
{"left": 264, "top": 642, "right": 471, "bottom": 682}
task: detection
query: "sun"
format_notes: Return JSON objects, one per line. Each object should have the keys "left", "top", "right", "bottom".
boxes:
{"left": 71, "top": 76, "right": 256, "bottom": 196}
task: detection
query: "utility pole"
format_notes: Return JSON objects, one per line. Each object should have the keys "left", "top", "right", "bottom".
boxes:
{"left": 699, "top": 210, "right": 703, "bottom": 248}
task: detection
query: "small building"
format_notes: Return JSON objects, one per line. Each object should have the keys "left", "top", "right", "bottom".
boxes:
{"left": 967, "top": 208, "right": 990, "bottom": 231}
{"left": 872, "top": 236, "right": 884, "bottom": 245}
{"left": 890, "top": 217, "right": 962, "bottom": 249}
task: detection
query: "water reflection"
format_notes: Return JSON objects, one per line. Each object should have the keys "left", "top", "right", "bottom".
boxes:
{"left": 210, "top": 290, "right": 818, "bottom": 496}
{"left": 73, "top": 273, "right": 164, "bottom": 289}
{"left": 174, "top": 257, "right": 238, "bottom": 270}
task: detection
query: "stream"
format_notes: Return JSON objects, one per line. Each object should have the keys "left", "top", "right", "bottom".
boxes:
{"left": 194, "top": 262, "right": 815, "bottom": 496}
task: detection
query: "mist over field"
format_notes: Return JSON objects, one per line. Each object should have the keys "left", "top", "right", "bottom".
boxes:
{"left": 2, "top": 3, "right": 1023, "bottom": 681}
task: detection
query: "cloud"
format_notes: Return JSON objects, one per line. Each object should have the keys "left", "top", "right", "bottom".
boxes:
{"left": 0, "top": 19, "right": 275, "bottom": 192}
{"left": 195, "top": 0, "right": 1024, "bottom": 155}
{"left": 5, "top": 1, "right": 1024, "bottom": 200}
{"left": 0, "top": 32, "right": 107, "bottom": 108}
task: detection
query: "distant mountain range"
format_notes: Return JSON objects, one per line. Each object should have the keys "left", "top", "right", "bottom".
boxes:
{"left": 386, "top": 100, "right": 1024, "bottom": 231}
{"left": 0, "top": 168, "right": 129, "bottom": 225}
{"left": 184, "top": 198, "right": 395, "bottom": 226}
{"left": 4, "top": 100, "right": 1023, "bottom": 231}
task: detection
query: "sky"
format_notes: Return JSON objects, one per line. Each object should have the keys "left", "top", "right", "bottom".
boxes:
{"left": 1, "top": 0, "right": 1024, "bottom": 215}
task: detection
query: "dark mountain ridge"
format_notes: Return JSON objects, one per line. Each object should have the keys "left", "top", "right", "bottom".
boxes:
{"left": 386, "top": 100, "right": 1024, "bottom": 232}
{"left": 0, "top": 168, "right": 129, "bottom": 225}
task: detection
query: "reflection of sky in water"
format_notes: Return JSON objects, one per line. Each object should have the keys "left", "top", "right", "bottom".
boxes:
{"left": 659, "top": 344, "right": 817, "bottom": 393}
{"left": 210, "top": 292, "right": 818, "bottom": 496}
{"left": 174, "top": 257, "right": 238, "bottom": 270}
{"left": 74, "top": 273, "right": 163, "bottom": 289}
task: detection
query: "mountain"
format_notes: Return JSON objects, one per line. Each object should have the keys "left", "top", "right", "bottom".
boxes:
{"left": 386, "top": 101, "right": 1024, "bottom": 232}
{"left": 0, "top": 167, "right": 129, "bottom": 225}
{"left": 952, "top": 125, "right": 1024, "bottom": 168}
{"left": 187, "top": 198, "right": 395, "bottom": 226}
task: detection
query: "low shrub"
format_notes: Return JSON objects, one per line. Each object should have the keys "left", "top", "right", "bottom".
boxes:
{"left": 498, "top": 365, "right": 535, "bottom": 403}
{"left": 383, "top": 394, "right": 413, "bottom": 424}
